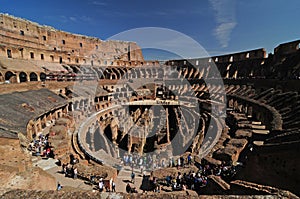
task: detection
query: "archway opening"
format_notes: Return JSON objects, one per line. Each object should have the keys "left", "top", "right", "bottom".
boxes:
{"left": 40, "top": 73, "right": 46, "bottom": 81}
{"left": 30, "top": 72, "right": 38, "bottom": 81}
{"left": 5, "top": 71, "right": 14, "bottom": 81}
{"left": 104, "top": 125, "right": 112, "bottom": 141}
{"left": 19, "top": 72, "right": 27, "bottom": 82}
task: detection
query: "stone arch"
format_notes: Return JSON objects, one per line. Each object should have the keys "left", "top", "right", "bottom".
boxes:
{"left": 5, "top": 71, "right": 15, "bottom": 82}
{"left": 119, "top": 68, "right": 125, "bottom": 78}
{"left": 104, "top": 123, "right": 112, "bottom": 141}
{"left": 74, "top": 101, "right": 79, "bottom": 110}
{"left": 68, "top": 102, "right": 73, "bottom": 111}
{"left": 19, "top": 71, "right": 28, "bottom": 83}
{"left": 41, "top": 115, "right": 47, "bottom": 129}
{"left": 247, "top": 106, "right": 253, "bottom": 117}
{"left": 40, "top": 72, "right": 46, "bottom": 81}
{"left": 146, "top": 68, "right": 152, "bottom": 78}
{"left": 110, "top": 73, "right": 117, "bottom": 80}
{"left": 29, "top": 72, "right": 38, "bottom": 81}
{"left": 158, "top": 68, "right": 164, "bottom": 78}
{"left": 140, "top": 68, "right": 145, "bottom": 78}
{"left": 131, "top": 69, "right": 137, "bottom": 78}
{"left": 79, "top": 99, "right": 84, "bottom": 109}
{"left": 0, "top": 72, "right": 4, "bottom": 82}
{"left": 112, "top": 68, "right": 121, "bottom": 79}
{"left": 152, "top": 68, "right": 157, "bottom": 78}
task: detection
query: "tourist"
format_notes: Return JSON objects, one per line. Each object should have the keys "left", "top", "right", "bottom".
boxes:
{"left": 139, "top": 157, "right": 143, "bottom": 167}
{"left": 180, "top": 156, "right": 185, "bottom": 167}
{"left": 57, "top": 183, "right": 63, "bottom": 191}
{"left": 73, "top": 167, "right": 78, "bottom": 179}
{"left": 146, "top": 155, "right": 151, "bottom": 167}
{"left": 166, "top": 175, "right": 171, "bottom": 186}
{"left": 64, "top": 164, "right": 68, "bottom": 177}
{"left": 123, "top": 154, "right": 128, "bottom": 166}
{"left": 176, "top": 172, "right": 182, "bottom": 185}
{"left": 126, "top": 183, "right": 131, "bottom": 193}
{"left": 177, "top": 157, "right": 181, "bottom": 169}
{"left": 161, "top": 159, "right": 165, "bottom": 168}
{"left": 46, "top": 148, "right": 51, "bottom": 157}
{"left": 129, "top": 155, "right": 133, "bottom": 167}
{"left": 152, "top": 160, "right": 157, "bottom": 170}
{"left": 215, "top": 166, "right": 222, "bottom": 176}
{"left": 112, "top": 181, "right": 116, "bottom": 192}
{"left": 109, "top": 178, "right": 113, "bottom": 192}
{"left": 131, "top": 171, "right": 135, "bottom": 183}
{"left": 99, "top": 178, "right": 104, "bottom": 192}
{"left": 90, "top": 174, "right": 96, "bottom": 185}
{"left": 131, "top": 187, "right": 138, "bottom": 193}
{"left": 169, "top": 157, "right": 173, "bottom": 167}
{"left": 187, "top": 154, "right": 192, "bottom": 165}
{"left": 182, "top": 184, "right": 187, "bottom": 191}
{"left": 61, "top": 163, "right": 65, "bottom": 174}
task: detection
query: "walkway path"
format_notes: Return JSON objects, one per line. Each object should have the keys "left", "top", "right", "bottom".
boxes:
{"left": 34, "top": 158, "right": 92, "bottom": 191}
{"left": 115, "top": 169, "right": 144, "bottom": 193}
{"left": 35, "top": 158, "right": 150, "bottom": 193}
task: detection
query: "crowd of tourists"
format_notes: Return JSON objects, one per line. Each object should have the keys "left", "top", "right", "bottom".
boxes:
{"left": 132, "top": 154, "right": 237, "bottom": 193}
{"left": 28, "top": 133, "right": 54, "bottom": 158}
{"left": 98, "top": 178, "right": 116, "bottom": 192}
{"left": 161, "top": 160, "right": 237, "bottom": 192}
{"left": 121, "top": 153, "right": 194, "bottom": 173}
{"left": 61, "top": 154, "right": 79, "bottom": 179}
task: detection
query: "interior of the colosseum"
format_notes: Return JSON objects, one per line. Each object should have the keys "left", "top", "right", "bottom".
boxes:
{"left": 0, "top": 14, "right": 300, "bottom": 198}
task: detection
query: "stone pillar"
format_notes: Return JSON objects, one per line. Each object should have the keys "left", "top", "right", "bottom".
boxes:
{"left": 47, "top": 113, "right": 53, "bottom": 122}
{"left": 52, "top": 111, "right": 57, "bottom": 120}
{"left": 69, "top": 103, "right": 74, "bottom": 112}
{"left": 166, "top": 107, "right": 170, "bottom": 143}
{"left": 16, "top": 73, "right": 20, "bottom": 83}
{"left": 81, "top": 100, "right": 85, "bottom": 111}
{"left": 34, "top": 122, "right": 38, "bottom": 135}
{"left": 26, "top": 73, "right": 30, "bottom": 82}
{"left": 127, "top": 135, "right": 132, "bottom": 154}
{"left": 63, "top": 106, "right": 68, "bottom": 115}
{"left": 42, "top": 116, "right": 47, "bottom": 128}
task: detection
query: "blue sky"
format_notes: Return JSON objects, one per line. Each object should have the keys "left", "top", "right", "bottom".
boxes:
{"left": 1, "top": 0, "right": 299, "bottom": 60}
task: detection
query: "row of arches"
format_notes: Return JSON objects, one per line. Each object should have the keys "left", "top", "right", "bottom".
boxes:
{"left": 26, "top": 105, "right": 68, "bottom": 140}
{"left": 0, "top": 71, "right": 46, "bottom": 83}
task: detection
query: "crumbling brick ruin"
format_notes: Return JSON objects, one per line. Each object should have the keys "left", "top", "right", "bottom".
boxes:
{"left": 0, "top": 13, "right": 299, "bottom": 198}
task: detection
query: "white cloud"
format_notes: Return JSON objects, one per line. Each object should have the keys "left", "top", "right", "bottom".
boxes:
{"left": 44, "top": 15, "right": 93, "bottom": 24}
{"left": 214, "top": 22, "right": 236, "bottom": 48}
{"left": 209, "top": 0, "right": 237, "bottom": 48}
{"left": 69, "top": 17, "right": 77, "bottom": 22}
{"left": 91, "top": 1, "right": 107, "bottom": 6}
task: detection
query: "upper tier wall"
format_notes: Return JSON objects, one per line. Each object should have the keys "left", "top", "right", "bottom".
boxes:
{"left": 0, "top": 13, "right": 144, "bottom": 65}
{"left": 167, "top": 39, "right": 300, "bottom": 80}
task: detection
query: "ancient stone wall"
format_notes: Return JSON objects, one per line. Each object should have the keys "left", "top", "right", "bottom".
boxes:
{"left": 0, "top": 13, "right": 144, "bottom": 66}
{"left": 235, "top": 141, "right": 300, "bottom": 196}
{"left": 274, "top": 40, "right": 300, "bottom": 56}
{"left": 167, "top": 41, "right": 300, "bottom": 80}
{"left": 167, "top": 48, "right": 267, "bottom": 79}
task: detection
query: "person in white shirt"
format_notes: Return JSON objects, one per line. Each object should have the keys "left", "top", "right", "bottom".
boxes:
{"left": 99, "top": 179, "right": 104, "bottom": 192}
